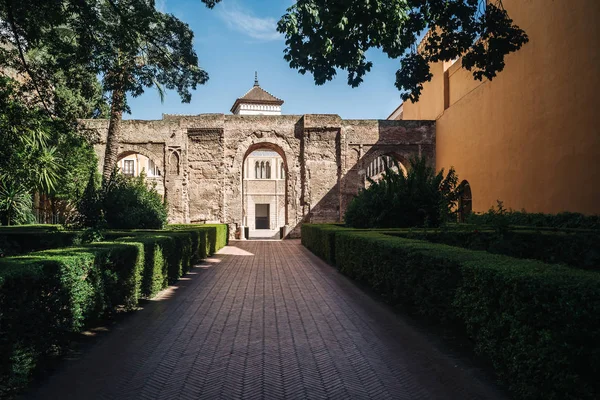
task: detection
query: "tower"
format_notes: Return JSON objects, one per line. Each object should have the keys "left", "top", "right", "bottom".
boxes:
{"left": 230, "top": 72, "right": 284, "bottom": 116}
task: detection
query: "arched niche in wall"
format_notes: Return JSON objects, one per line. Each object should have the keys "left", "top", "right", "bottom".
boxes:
{"left": 458, "top": 180, "right": 473, "bottom": 223}
{"left": 169, "top": 151, "right": 180, "bottom": 176}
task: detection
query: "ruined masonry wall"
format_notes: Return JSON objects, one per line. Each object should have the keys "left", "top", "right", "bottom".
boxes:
{"left": 84, "top": 114, "right": 435, "bottom": 238}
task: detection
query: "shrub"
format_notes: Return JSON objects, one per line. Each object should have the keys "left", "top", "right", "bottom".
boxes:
{"left": 386, "top": 229, "right": 600, "bottom": 271}
{"left": 108, "top": 234, "right": 173, "bottom": 298}
{"left": 302, "top": 224, "right": 600, "bottom": 400}
{"left": 344, "top": 156, "right": 459, "bottom": 229}
{"left": 0, "top": 181, "right": 36, "bottom": 226}
{"left": 75, "top": 169, "right": 168, "bottom": 230}
{"left": 102, "top": 172, "right": 168, "bottom": 229}
{"left": 0, "top": 242, "right": 144, "bottom": 393}
{"left": 106, "top": 224, "right": 229, "bottom": 290}
{"left": 168, "top": 224, "right": 229, "bottom": 257}
{"left": 0, "top": 225, "right": 227, "bottom": 395}
{"left": 301, "top": 224, "right": 349, "bottom": 265}
{"left": 0, "top": 229, "right": 85, "bottom": 256}
{"left": 468, "top": 202, "right": 600, "bottom": 230}
{"left": 75, "top": 170, "right": 103, "bottom": 229}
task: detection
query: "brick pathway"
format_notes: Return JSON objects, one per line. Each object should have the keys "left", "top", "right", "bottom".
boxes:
{"left": 26, "top": 240, "right": 505, "bottom": 400}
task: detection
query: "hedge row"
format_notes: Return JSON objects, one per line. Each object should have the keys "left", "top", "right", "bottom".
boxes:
{"left": 168, "top": 224, "right": 229, "bottom": 256}
{"left": 0, "top": 224, "right": 229, "bottom": 258}
{"left": 300, "top": 224, "right": 351, "bottom": 265}
{"left": 302, "top": 224, "right": 600, "bottom": 400}
{"left": 0, "top": 229, "right": 85, "bottom": 257}
{"left": 467, "top": 210, "right": 600, "bottom": 230}
{"left": 385, "top": 229, "right": 600, "bottom": 271}
{"left": 0, "top": 225, "right": 227, "bottom": 396}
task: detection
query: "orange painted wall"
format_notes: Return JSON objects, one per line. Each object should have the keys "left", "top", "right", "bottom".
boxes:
{"left": 403, "top": 61, "right": 445, "bottom": 120}
{"left": 401, "top": 0, "right": 600, "bottom": 214}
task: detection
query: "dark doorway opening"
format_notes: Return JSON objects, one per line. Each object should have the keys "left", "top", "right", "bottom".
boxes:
{"left": 458, "top": 181, "right": 472, "bottom": 223}
{"left": 255, "top": 204, "right": 270, "bottom": 229}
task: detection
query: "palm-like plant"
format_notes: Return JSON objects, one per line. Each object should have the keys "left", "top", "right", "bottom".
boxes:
{"left": 0, "top": 180, "right": 35, "bottom": 225}
{"left": 345, "top": 156, "right": 460, "bottom": 228}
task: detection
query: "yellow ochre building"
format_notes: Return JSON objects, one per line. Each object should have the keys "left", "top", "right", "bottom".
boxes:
{"left": 389, "top": 0, "right": 600, "bottom": 215}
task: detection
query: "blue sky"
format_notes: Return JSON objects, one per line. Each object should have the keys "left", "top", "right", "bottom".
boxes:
{"left": 125, "top": 0, "right": 404, "bottom": 121}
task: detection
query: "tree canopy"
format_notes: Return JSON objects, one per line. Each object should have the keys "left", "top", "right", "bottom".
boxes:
{"left": 276, "top": 0, "right": 528, "bottom": 102}
{"left": 0, "top": 0, "right": 208, "bottom": 113}
{"left": 202, "top": 0, "right": 528, "bottom": 102}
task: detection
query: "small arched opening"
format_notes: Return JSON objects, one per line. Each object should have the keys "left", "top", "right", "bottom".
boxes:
{"left": 169, "top": 152, "right": 180, "bottom": 176}
{"left": 458, "top": 180, "right": 473, "bottom": 223}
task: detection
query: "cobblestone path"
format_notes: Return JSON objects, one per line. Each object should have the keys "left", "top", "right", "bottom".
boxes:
{"left": 26, "top": 240, "right": 505, "bottom": 400}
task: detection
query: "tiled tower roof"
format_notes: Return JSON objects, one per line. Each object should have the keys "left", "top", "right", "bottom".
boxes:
{"left": 230, "top": 72, "right": 284, "bottom": 114}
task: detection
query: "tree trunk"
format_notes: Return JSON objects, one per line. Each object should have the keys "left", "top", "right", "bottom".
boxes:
{"left": 102, "top": 87, "right": 126, "bottom": 184}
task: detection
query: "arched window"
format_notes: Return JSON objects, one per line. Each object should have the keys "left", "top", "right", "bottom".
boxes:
{"left": 260, "top": 161, "right": 265, "bottom": 179}
{"left": 255, "top": 161, "right": 260, "bottom": 179}
{"left": 458, "top": 181, "right": 473, "bottom": 223}
{"left": 266, "top": 162, "right": 271, "bottom": 179}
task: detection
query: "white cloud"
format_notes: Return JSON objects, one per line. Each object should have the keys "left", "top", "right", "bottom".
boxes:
{"left": 218, "top": 3, "right": 282, "bottom": 41}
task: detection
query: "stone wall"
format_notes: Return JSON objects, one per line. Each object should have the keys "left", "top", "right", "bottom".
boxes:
{"left": 84, "top": 114, "right": 435, "bottom": 238}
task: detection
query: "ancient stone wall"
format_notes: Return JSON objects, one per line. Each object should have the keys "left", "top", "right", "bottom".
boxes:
{"left": 84, "top": 114, "right": 435, "bottom": 238}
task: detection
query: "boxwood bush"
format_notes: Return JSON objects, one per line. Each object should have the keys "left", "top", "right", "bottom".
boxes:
{"left": 467, "top": 205, "right": 600, "bottom": 230}
{"left": 0, "top": 242, "right": 144, "bottom": 394}
{"left": 0, "top": 224, "right": 228, "bottom": 396}
{"left": 0, "top": 226, "right": 85, "bottom": 257}
{"left": 302, "top": 224, "right": 600, "bottom": 400}
{"left": 169, "top": 224, "right": 229, "bottom": 256}
{"left": 385, "top": 229, "right": 600, "bottom": 271}
{"left": 301, "top": 224, "right": 349, "bottom": 265}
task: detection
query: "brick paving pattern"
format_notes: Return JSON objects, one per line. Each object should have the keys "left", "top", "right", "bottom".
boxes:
{"left": 26, "top": 240, "right": 505, "bottom": 400}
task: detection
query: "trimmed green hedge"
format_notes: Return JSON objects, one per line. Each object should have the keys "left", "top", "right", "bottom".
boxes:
{"left": 0, "top": 242, "right": 144, "bottom": 394}
{"left": 468, "top": 210, "right": 600, "bottom": 230}
{"left": 106, "top": 224, "right": 228, "bottom": 291}
{"left": 301, "top": 224, "right": 350, "bottom": 265}
{"left": 0, "top": 224, "right": 228, "bottom": 396}
{"left": 302, "top": 224, "right": 600, "bottom": 400}
{"left": 0, "top": 229, "right": 85, "bottom": 257}
{"left": 385, "top": 229, "right": 600, "bottom": 271}
{"left": 168, "top": 224, "right": 229, "bottom": 256}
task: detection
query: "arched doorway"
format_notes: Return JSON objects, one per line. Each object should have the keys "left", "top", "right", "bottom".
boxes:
{"left": 458, "top": 180, "right": 472, "bottom": 223}
{"left": 116, "top": 151, "right": 165, "bottom": 198}
{"left": 241, "top": 143, "right": 289, "bottom": 239}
